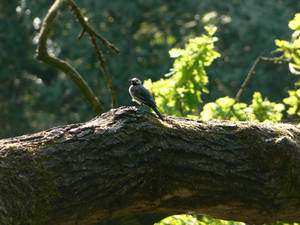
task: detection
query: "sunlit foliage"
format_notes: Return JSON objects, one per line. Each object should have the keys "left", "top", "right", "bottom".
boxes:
{"left": 144, "top": 26, "right": 220, "bottom": 116}
{"left": 200, "top": 92, "right": 284, "bottom": 122}
{"left": 283, "top": 89, "right": 300, "bottom": 117}
{"left": 155, "top": 215, "right": 245, "bottom": 225}
{"left": 155, "top": 215, "right": 300, "bottom": 225}
{"left": 275, "top": 13, "right": 300, "bottom": 76}
{"left": 274, "top": 13, "right": 300, "bottom": 122}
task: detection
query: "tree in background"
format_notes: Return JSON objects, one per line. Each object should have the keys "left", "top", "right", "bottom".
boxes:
{"left": 0, "top": 0, "right": 298, "bottom": 138}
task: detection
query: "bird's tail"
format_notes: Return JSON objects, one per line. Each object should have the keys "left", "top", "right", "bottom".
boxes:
{"left": 152, "top": 107, "right": 164, "bottom": 120}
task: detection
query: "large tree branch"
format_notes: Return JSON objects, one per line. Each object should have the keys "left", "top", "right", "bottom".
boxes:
{"left": 0, "top": 107, "right": 300, "bottom": 225}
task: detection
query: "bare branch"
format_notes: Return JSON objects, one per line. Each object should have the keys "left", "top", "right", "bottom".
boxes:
{"left": 36, "top": 0, "right": 105, "bottom": 114}
{"left": 224, "top": 56, "right": 289, "bottom": 119}
{"left": 67, "top": 0, "right": 119, "bottom": 107}
{"left": 67, "top": 0, "right": 120, "bottom": 55}
{"left": 90, "top": 35, "right": 117, "bottom": 107}
{"left": 77, "top": 28, "right": 86, "bottom": 40}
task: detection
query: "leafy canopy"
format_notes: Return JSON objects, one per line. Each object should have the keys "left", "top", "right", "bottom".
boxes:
{"left": 200, "top": 92, "right": 285, "bottom": 122}
{"left": 144, "top": 26, "right": 220, "bottom": 116}
{"left": 155, "top": 215, "right": 245, "bottom": 225}
{"left": 275, "top": 13, "right": 300, "bottom": 120}
{"left": 144, "top": 26, "right": 286, "bottom": 122}
{"left": 275, "top": 13, "right": 300, "bottom": 75}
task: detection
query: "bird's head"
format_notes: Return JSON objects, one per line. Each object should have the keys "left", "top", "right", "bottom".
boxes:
{"left": 130, "top": 78, "right": 142, "bottom": 85}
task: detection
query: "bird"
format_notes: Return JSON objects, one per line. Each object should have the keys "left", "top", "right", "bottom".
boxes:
{"left": 129, "top": 78, "right": 164, "bottom": 120}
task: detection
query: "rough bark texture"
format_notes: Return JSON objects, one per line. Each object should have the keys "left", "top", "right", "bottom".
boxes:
{"left": 0, "top": 106, "right": 300, "bottom": 225}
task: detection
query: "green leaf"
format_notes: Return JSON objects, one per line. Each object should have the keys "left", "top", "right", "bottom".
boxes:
{"left": 169, "top": 48, "right": 185, "bottom": 58}
{"left": 204, "top": 25, "right": 218, "bottom": 36}
{"left": 283, "top": 89, "right": 300, "bottom": 115}
{"left": 274, "top": 39, "right": 291, "bottom": 49}
{"left": 288, "top": 13, "right": 300, "bottom": 31}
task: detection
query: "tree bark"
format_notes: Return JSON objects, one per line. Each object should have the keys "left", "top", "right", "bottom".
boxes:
{"left": 0, "top": 106, "right": 300, "bottom": 225}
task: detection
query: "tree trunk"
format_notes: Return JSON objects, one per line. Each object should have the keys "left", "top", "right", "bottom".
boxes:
{"left": 0, "top": 106, "right": 300, "bottom": 225}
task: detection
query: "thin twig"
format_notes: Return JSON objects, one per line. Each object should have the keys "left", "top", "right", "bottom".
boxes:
{"left": 223, "top": 56, "right": 289, "bottom": 120}
{"left": 67, "top": 0, "right": 119, "bottom": 107}
{"left": 78, "top": 28, "right": 86, "bottom": 40}
{"left": 36, "top": 0, "right": 105, "bottom": 115}
{"left": 68, "top": 0, "right": 120, "bottom": 55}
{"left": 90, "top": 35, "right": 117, "bottom": 107}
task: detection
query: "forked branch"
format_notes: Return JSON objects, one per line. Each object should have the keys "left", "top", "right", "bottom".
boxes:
{"left": 224, "top": 56, "right": 289, "bottom": 119}
{"left": 67, "top": 0, "right": 118, "bottom": 107}
{"left": 36, "top": 0, "right": 119, "bottom": 113}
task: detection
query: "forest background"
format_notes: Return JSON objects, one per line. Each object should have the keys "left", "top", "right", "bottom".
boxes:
{"left": 1, "top": 0, "right": 299, "bottom": 139}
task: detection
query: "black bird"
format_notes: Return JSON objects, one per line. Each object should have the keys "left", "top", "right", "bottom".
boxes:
{"left": 129, "top": 78, "right": 164, "bottom": 120}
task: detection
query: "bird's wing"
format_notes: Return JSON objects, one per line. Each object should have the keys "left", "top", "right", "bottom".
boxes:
{"left": 132, "top": 85, "right": 156, "bottom": 108}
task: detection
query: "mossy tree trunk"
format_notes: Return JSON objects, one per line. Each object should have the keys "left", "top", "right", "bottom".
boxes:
{"left": 0, "top": 106, "right": 300, "bottom": 225}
